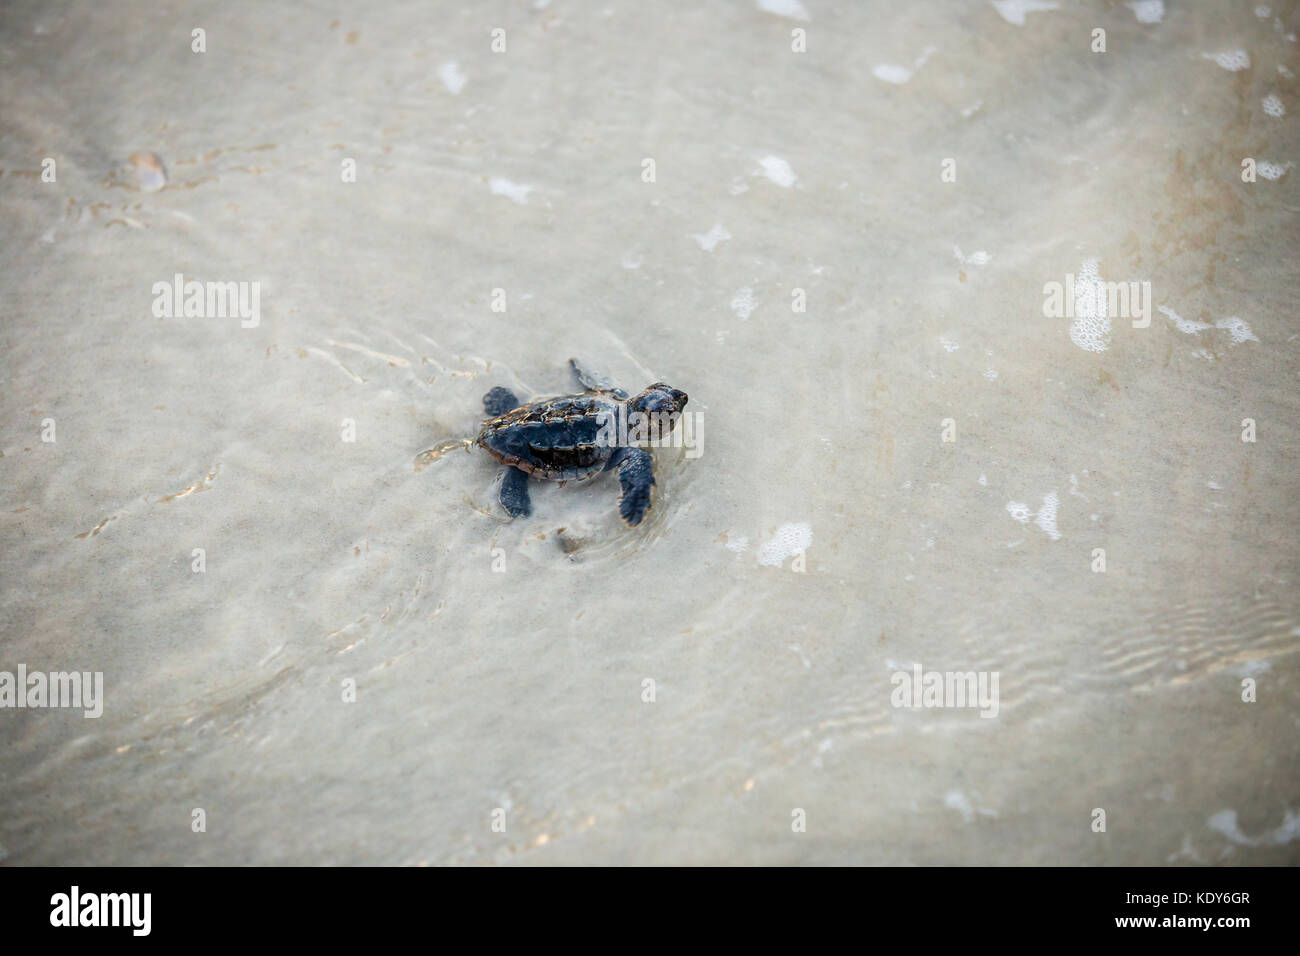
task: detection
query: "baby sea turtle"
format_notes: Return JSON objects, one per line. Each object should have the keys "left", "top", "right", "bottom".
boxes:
{"left": 476, "top": 359, "right": 688, "bottom": 526}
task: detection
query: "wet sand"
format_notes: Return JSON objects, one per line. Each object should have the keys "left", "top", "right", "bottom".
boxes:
{"left": 0, "top": 0, "right": 1298, "bottom": 864}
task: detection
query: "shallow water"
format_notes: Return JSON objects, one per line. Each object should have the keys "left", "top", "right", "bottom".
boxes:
{"left": 1, "top": 0, "right": 1298, "bottom": 864}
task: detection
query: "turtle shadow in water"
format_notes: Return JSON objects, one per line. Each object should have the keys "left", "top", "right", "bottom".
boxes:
{"left": 490, "top": 474, "right": 677, "bottom": 564}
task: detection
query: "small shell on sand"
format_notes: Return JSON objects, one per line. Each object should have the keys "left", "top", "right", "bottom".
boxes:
{"left": 129, "top": 152, "right": 167, "bottom": 192}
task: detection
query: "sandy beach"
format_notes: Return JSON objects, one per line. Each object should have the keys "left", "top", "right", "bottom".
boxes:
{"left": 1, "top": 0, "right": 1297, "bottom": 865}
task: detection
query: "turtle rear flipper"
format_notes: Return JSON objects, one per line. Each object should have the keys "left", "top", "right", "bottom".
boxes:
{"left": 500, "top": 466, "right": 532, "bottom": 518}
{"left": 569, "top": 357, "right": 628, "bottom": 400}
{"left": 614, "top": 448, "right": 655, "bottom": 525}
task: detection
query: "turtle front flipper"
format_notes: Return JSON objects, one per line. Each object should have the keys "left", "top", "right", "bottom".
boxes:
{"left": 569, "top": 357, "right": 629, "bottom": 400}
{"left": 500, "top": 466, "right": 533, "bottom": 518}
{"left": 483, "top": 386, "right": 521, "bottom": 417}
{"left": 613, "top": 448, "right": 655, "bottom": 526}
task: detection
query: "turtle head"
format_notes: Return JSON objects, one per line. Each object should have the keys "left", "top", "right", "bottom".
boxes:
{"left": 629, "top": 383, "right": 688, "bottom": 420}
{"left": 627, "top": 383, "right": 688, "bottom": 441}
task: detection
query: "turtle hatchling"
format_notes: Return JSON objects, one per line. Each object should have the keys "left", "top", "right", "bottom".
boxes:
{"left": 476, "top": 359, "right": 689, "bottom": 526}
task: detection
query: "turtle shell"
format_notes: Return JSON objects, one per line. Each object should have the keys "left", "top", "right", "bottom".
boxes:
{"left": 476, "top": 394, "right": 617, "bottom": 480}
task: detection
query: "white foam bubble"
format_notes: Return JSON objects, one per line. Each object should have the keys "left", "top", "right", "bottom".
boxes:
{"left": 1034, "top": 490, "right": 1061, "bottom": 540}
{"left": 757, "top": 522, "right": 812, "bottom": 567}
{"left": 1215, "top": 316, "right": 1260, "bottom": 344}
{"left": 691, "top": 223, "right": 731, "bottom": 251}
{"left": 873, "top": 64, "right": 913, "bottom": 84}
{"left": 1162, "top": 306, "right": 1258, "bottom": 344}
{"left": 1127, "top": 0, "right": 1164, "bottom": 23}
{"left": 489, "top": 177, "right": 532, "bottom": 204}
{"left": 1237, "top": 659, "right": 1272, "bottom": 680}
{"left": 1262, "top": 93, "right": 1286, "bottom": 117}
{"left": 1006, "top": 493, "right": 1061, "bottom": 539}
{"left": 1159, "top": 304, "right": 1211, "bottom": 334}
{"left": 991, "top": 0, "right": 1060, "bottom": 26}
{"left": 877, "top": 47, "right": 937, "bottom": 85}
{"left": 438, "top": 61, "right": 467, "bottom": 95}
{"left": 1208, "top": 808, "right": 1300, "bottom": 847}
{"left": 945, "top": 790, "right": 975, "bottom": 823}
{"left": 730, "top": 287, "right": 757, "bottom": 320}
{"left": 939, "top": 335, "right": 959, "bottom": 352}
{"left": 1068, "top": 259, "right": 1111, "bottom": 353}
{"left": 954, "top": 246, "right": 991, "bottom": 265}
{"left": 756, "top": 0, "right": 810, "bottom": 21}
{"left": 1256, "top": 160, "right": 1290, "bottom": 180}
{"left": 757, "top": 155, "right": 797, "bottom": 188}
{"left": 1203, "top": 50, "right": 1251, "bottom": 71}
{"left": 945, "top": 790, "right": 997, "bottom": 822}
